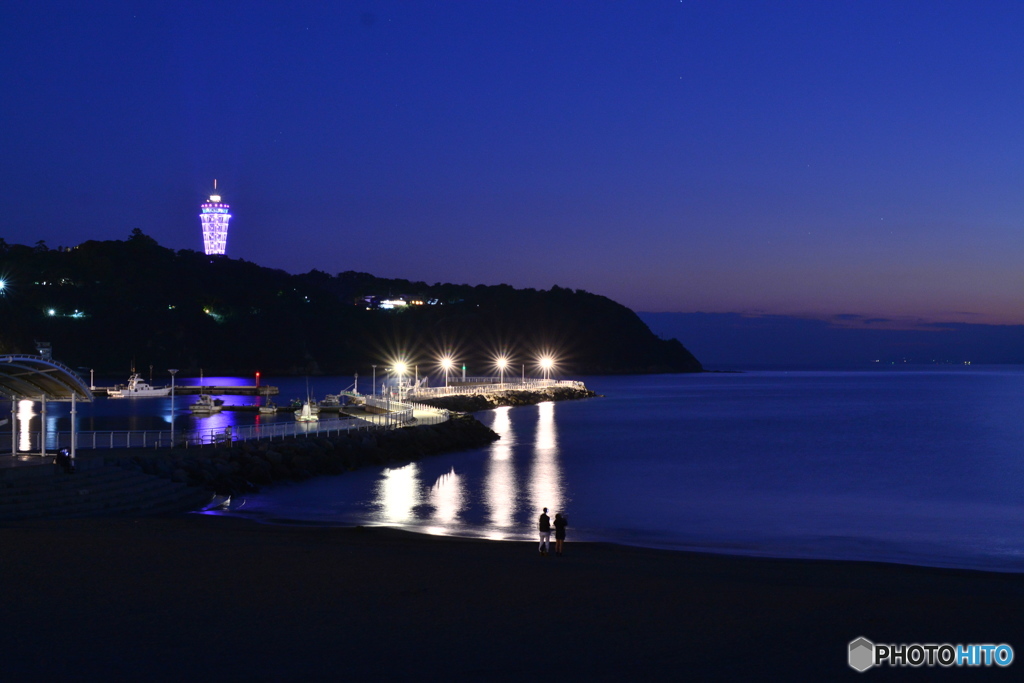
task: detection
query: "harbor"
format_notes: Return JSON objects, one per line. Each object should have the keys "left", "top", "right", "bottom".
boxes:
{"left": 4, "top": 371, "right": 589, "bottom": 452}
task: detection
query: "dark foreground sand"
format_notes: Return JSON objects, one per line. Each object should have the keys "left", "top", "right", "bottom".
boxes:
{"left": 2, "top": 516, "right": 1021, "bottom": 682}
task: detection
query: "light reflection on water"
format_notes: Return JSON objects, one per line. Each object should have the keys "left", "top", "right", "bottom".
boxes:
{"left": 529, "top": 401, "right": 562, "bottom": 519}
{"left": 18, "top": 400, "right": 35, "bottom": 452}
{"left": 484, "top": 407, "right": 518, "bottom": 538}
{"left": 360, "top": 402, "right": 565, "bottom": 540}
{"left": 427, "top": 468, "right": 465, "bottom": 533}
{"left": 375, "top": 463, "right": 422, "bottom": 524}
{"left": 218, "top": 400, "right": 568, "bottom": 542}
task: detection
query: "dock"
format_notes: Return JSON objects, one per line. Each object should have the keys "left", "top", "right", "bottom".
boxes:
{"left": 92, "top": 385, "right": 279, "bottom": 397}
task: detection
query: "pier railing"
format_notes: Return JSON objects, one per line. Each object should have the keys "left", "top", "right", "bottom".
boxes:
{"left": 5, "top": 401, "right": 450, "bottom": 452}
{"left": 4, "top": 379, "right": 585, "bottom": 454}
{"left": 405, "top": 379, "right": 584, "bottom": 399}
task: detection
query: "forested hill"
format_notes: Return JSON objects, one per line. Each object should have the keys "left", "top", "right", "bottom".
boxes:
{"left": 0, "top": 232, "right": 702, "bottom": 376}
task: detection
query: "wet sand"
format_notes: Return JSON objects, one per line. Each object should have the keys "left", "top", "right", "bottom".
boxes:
{"left": 2, "top": 515, "right": 1021, "bottom": 681}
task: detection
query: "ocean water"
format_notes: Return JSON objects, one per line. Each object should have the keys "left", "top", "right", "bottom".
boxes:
{"left": 212, "top": 367, "right": 1024, "bottom": 572}
{"left": 16, "top": 368, "right": 1024, "bottom": 571}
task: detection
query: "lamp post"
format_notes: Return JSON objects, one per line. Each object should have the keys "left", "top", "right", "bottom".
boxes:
{"left": 371, "top": 365, "right": 377, "bottom": 396}
{"left": 496, "top": 356, "right": 508, "bottom": 388}
{"left": 168, "top": 369, "right": 178, "bottom": 445}
{"left": 394, "top": 362, "right": 407, "bottom": 401}
{"left": 440, "top": 356, "right": 454, "bottom": 388}
{"left": 540, "top": 356, "right": 554, "bottom": 382}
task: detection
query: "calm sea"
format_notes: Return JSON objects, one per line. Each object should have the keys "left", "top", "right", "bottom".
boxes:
{"left": 20, "top": 369, "right": 1024, "bottom": 571}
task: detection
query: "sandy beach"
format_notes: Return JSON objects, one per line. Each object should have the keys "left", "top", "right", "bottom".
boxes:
{"left": 1, "top": 515, "right": 1021, "bottom": 681}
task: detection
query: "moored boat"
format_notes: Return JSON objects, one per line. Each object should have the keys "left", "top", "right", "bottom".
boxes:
{"left": 190, "top": 394, "right": 223, "bottom": 414}
{"left": 294, "top": 399, "right": 319, "bottom": 422}
{"left": 107, "top": 373, "right": 171, "bottom": 398}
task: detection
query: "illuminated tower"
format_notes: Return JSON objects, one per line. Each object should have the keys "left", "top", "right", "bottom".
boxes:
{"left": 199, "top": 180, "right": 231, "bottom": 255}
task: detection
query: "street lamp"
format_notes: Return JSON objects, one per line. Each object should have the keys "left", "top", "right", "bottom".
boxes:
{"left": 394, "top": 362, "right": 408, "bottom": 400}
{"left": 168, "top": 369, "right": 179, "bottom": 445}
{"left": 371, "top": 364, "right": 378, "bottom": 396}
{"left": 539, "top": 356, "right": 554, "bottom": 381}
{"left": 440, "top": 356, "right": 455, "bottom": 388}
{"left": 496, "top": 356, "right": 509, "bottom": 387}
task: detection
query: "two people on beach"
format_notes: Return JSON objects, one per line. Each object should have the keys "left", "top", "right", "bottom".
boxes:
{"left": 538, "top": 507, "right": 568, "bottom": 556}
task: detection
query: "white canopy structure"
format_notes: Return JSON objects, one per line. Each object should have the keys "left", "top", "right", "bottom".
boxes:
{"left": 0, "top": 355, "right": 93, "bottom": 459}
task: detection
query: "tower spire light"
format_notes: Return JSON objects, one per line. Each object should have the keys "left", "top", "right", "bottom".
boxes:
{"left": 199, "top": 180, "right": 231, "bottom": 255}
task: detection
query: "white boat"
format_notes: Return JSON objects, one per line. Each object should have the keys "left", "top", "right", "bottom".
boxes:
{"left": 190, "top": 394, "right": 223, "bottom": 414}
{"left": 294, "top": 399, "right": 319, "bottom": 422}
{"left": 258, "top": 400, "right": 277, "bottom": 415}
{"left": 108, "top": 373, "right": 171, "bottom": 398}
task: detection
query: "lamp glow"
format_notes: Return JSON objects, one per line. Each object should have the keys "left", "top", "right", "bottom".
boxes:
{"left": 495, "top": 355, "right": 510, "bottom": 386}
{"left": 440, "top": 355, "right": 455, "bottom": 387}
{"left": 538, "top": 355, "right": 556, "bottom": 381}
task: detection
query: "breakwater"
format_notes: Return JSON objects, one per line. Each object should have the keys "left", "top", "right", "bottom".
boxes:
{"left": 117, "top": 414, "right": 498, "bottom": 496}
{"left": 415, "top": 385, "right": 598, "bottom": 413}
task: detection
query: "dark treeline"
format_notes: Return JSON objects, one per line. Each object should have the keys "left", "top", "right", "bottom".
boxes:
{"left": 0, "top": 232, "right": 702, "bottom": 376}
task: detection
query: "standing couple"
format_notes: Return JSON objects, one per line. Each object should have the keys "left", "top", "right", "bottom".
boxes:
{"left": 538, "top": 507, "right": 568, "bottom": 556}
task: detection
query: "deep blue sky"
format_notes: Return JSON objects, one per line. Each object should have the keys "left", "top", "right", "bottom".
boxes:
{"left": 3, "top": 1, "right": 1023, "bottom": 326}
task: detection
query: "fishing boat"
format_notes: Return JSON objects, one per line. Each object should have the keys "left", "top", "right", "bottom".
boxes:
{"left": 258, "top": 400, "right": 277, "bottom": 415}
{"left": 107, "top": 373, "right": 171, "bottom": 398}
{"left": 294, "top": 399, "right": 319, "bottom": 422}
{"left": 190, "top": 394, "right": 223, "bottom": 415}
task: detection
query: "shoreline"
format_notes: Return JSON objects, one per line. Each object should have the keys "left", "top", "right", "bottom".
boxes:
{"left": 212, "top": 508, "right": 1024, "bottom": 576}
{"left": 3, "top": 514, "right": 1022, "bottom": 680}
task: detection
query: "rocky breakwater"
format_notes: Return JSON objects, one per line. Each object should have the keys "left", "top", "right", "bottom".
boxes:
{"left": 417, "top": 385, "right": 598, "bottom": 413}
{"left": 121, "top": 415, "right": 498, "bottom": 496}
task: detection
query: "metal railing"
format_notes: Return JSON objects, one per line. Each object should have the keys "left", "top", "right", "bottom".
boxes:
{"left": 3, "top": 379, "right": 586, "bottom": 453}
{"left": 4, "top": 400, "right": 450, "bottom": 452}
{"left": 363, "top": 396, "right": 449, "bottom": 423}
{"left": 407, "top": 379, "right": 584, "bottom": 399}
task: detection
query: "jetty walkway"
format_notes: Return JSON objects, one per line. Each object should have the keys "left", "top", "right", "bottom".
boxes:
{"left": 5, "top": 379, "right": 581, "bottom": 454}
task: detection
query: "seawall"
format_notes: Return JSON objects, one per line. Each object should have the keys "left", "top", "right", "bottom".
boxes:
{"left": 116, "top": 414, "right": 498, "bottom": 496}
{"left": 415, "top": 385, "right": 598, "bottom": 413}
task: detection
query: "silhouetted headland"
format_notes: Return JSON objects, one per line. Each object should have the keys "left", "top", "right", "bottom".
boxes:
{"left": 0, "top": 232, "right": 703, "bottom": 376}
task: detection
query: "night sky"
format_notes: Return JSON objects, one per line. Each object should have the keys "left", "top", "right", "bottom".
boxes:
{"left": 3, "top": 1, "right": 1023, "bottom": 326}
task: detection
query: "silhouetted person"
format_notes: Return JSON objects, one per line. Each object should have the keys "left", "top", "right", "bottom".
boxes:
{"left": 554, "top": 513, "right": 568, "bottom": 556}
{"left": 538, "top": 507, "right": 551, "bottom": 555}
{"left": 56, "top": 448, "right": 74, "bottom": 474}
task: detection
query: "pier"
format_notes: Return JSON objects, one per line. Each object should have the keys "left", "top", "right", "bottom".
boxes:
{"left": 92, "top": 385, "right": 279, "bottom": 397}
{"left": 5, "top": 378, "right": 589, "bottom": 452}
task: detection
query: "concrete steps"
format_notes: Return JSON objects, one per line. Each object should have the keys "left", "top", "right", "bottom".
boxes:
{"left": 0, "top": 465, "right": 214, "bottom": 521}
